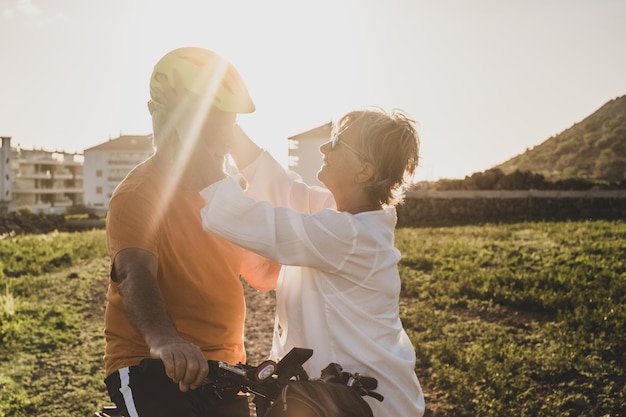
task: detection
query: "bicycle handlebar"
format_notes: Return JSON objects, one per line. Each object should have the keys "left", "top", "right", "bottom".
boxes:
{"left": 138, "top": 347, "right": 383, "bottom": 412}
{"left": 99, "top": 348, "right": 382, "bottom": 417}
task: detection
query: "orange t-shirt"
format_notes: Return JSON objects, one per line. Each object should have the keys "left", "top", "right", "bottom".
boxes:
{"left": 104, "top": 158, "right": 245, "bottom": 377}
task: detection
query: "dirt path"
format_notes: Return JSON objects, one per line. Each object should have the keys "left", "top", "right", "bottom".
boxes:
{"left": 241, "top": 279, "right": 276, "bottom": 365}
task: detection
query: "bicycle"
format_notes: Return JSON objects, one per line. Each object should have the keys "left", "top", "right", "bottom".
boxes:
{"left": 95, "top": 347, "right": 382, "bottom": 417}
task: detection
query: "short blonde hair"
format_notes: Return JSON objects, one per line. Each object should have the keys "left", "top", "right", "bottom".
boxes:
{"left": 332, "top": 107, "right": 420, "bottom": 206}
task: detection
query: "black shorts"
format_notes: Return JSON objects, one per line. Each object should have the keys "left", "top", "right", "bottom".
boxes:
{"left": 104, "top": 365, "right": 250, "bottom": 417}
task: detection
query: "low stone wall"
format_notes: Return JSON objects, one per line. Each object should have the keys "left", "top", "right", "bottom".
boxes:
{"left": 397, "top": 190, "right": 626, "bottom": 227}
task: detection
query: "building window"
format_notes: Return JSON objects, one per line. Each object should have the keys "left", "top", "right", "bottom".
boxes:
{"left": 288, "top": 155, "right": 300, "bottom": 168}
{"left": 288, "top": 140, "right": 299, "bottom": 150}
{"left": 96, "top": 169, "right": 103, "bottom": 177}
{"left": 96, "top": 186, "right": 103, "bottom": 194}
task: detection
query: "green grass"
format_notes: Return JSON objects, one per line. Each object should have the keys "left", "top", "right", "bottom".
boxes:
{"left": 0, "top": 221, "right": 624, "bottom": 416}
{"left": 0, "top": 231, "right": 110, "bottom": 417}
{"left": 397, "top": 220, "right": 626, "bottom": 416}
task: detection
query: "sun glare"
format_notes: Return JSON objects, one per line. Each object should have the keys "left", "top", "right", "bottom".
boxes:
{"left": 150, "top": 60, "right": 230, "bottom": 230}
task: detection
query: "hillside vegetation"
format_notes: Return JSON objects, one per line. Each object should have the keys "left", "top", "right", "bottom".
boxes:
{"left": 495, "top": 94, "right": 626, "bottom": 182}
{"left": 1, "top": 223, "right": 625, "bottom": 416}
{"left": 419, "top": 94, "right": 626, "bottom": 191}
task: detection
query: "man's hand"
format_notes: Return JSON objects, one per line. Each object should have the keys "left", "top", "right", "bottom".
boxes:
{"left": 150, "top": 338, "right": 209, "bottom": 392}
{"left": 114, "top": 248, "right": 209, "bottom": 392}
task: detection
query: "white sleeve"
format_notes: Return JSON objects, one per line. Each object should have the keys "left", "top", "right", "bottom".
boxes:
{"left": 240, "top": 150, "right": 335, "bottom": 213}
{"left": 200, "top": 176, "right": 356, "bottom": 271}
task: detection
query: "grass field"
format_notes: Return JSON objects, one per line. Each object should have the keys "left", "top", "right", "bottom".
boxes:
{"left": 0, "top": 221, "right": 624, "bottom": 416}
{"left": 397, "top": 220, "right": 626, "bottom": 417}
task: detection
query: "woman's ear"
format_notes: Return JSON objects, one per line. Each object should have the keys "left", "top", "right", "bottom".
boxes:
{"left": 354, "top": 160, "right": 375, "bottom": 184}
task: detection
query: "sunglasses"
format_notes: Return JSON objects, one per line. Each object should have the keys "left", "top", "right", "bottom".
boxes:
{"left": 330, "top": 135, "right": 370, "bottom": 161}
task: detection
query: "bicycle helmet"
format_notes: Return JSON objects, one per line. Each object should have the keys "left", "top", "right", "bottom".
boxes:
{"left": 149, "top": 47, "right": 255, "bottom": 114}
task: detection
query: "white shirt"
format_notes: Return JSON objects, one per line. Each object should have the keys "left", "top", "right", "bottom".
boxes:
{"left": 200, "top": 151, "right": 425, "bottom": 417}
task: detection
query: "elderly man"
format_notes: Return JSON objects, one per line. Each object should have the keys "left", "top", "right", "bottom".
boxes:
{"left": 103, "top": 47, "right": 260, "bottom": 417}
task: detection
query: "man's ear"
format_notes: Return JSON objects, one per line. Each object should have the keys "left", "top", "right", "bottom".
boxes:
{"left": 354, "top": 160, "right": 375, "bottom": 184}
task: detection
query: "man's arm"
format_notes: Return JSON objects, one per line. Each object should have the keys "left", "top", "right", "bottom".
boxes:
{"left": 240, "top": 249, "right": 281, "bottom": 292}
{"left": 113, "top": 248, "right": 208, "bottom": 392}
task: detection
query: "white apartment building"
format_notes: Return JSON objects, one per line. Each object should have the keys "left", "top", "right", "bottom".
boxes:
{"left": 0, "top": 136, "right": 85, "bottom": 214}
{"left": 287, "top": 122, "right": 332, "bottom": 187}
{"left": 83, "top": 135, "right": 154, "bottom": 213}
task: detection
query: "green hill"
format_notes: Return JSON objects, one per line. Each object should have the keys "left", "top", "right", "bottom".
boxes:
{"left": 494, "top": 94, "right": 626, "bottom": 182}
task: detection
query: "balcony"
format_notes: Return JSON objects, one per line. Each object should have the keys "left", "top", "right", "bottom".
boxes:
{"left": 17, "top": 171, "right": 52, "bottom": 180}
{"left": 52, "top": 171, "right": 76, "bottom": 180}
{"left": 12, "top": 187, "right": 84, "bottom": 194}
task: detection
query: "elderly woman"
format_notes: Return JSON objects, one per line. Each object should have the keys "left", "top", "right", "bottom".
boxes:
{"left": 196, "top": 108, "right": 425, "bottom": 417}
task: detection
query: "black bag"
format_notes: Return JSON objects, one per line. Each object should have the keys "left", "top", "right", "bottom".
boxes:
{"left": 263, "top": 379, "right": 374, "bottom": 417}
{"left": 261, "top": 362, "right": 379, "bottom": 417}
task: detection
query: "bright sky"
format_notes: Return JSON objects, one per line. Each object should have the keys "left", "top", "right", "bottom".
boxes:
{"left": 1, "top": 0, "right": 625, "bottom": 180}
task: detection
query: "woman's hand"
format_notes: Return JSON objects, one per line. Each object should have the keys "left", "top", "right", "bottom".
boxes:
{"left": 188, "top": 142, "right": 227, "bottom": 190}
